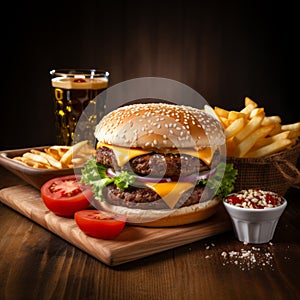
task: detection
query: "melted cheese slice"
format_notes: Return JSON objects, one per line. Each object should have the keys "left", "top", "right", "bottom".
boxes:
{"left": 97, "top": 142, "right": 152, "bottom": 166}
{"left": 144, "top": 182, "right": 196, "bottom": 209}
{"left": 180, "top": 147, "right": 214, "bottom": 166}
{"left": 97, "top": 142, "right": 215, "bottom": 166}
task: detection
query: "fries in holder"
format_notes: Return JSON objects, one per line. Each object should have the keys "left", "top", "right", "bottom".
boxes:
{"left": 212, "top": 97, "right": 300, "bottom": 158}
{"left": 208, "top": 97, "right": 300, "bottom": 195}
{"left": 12, "top": 140, "right": 95, "bottom": 170}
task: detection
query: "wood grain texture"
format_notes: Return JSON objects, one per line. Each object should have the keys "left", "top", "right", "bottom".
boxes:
{"left": 0, "top": 185, "right": 231, "bottom": 266}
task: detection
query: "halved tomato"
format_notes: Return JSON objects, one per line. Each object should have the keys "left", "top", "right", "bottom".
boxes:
{"left": 40, "top": 175, "right": 93, "bottom": 217}
{"left": 74, "top": 210, "right": 126, "bottom": 239}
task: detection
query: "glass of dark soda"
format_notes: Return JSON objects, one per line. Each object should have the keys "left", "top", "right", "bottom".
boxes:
{"left": 50, "top": 69, "right": 109, "bottom": 146}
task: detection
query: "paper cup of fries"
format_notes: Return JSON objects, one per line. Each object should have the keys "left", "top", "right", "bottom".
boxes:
{"left": 207, "top": 97, "right": 300, "bottom": 195}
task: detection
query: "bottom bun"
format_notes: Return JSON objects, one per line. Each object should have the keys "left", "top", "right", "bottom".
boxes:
{"left": 96, "top": 197, "right": 222, "bottom": 227}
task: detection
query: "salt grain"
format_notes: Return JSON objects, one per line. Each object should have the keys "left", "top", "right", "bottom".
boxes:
{"left": 220, "top": 244, "right": 274, "bottom": 271}
{"left": 204, "top": 242, "right": 275, "bottom": 271}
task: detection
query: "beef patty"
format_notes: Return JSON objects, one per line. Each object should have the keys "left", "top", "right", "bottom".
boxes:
{"left": 96, "top": 146, "right": 211, "bottom": 178}
{"left": 103, "top": 183, "right": 213, "bottom": 209}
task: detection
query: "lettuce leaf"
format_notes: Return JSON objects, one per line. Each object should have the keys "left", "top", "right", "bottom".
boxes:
{"left": 80, "top": 156, "right": 136, "bottom": 201}
{"left": 81, "top": 157, "right": 238, "bottom": 201}
{"left": 198, "top": 162, "right": 238, "bottom": 199}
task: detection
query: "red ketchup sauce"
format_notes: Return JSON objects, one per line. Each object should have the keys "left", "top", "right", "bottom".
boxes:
{"left": 224, "top": 189, "right": 284, "bottom": 209}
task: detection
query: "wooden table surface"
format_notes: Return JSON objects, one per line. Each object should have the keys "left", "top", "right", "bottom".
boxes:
{"left": 0, "top": 165, "right": 299, "bottom": 300}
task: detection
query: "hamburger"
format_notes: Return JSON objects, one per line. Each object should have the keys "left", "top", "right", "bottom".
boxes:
{"left": 81, "top": 102, "right": 237, "bottom": 227}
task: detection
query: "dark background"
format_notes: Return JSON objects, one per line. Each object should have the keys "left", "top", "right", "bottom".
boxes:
{"left": 1, "top": 0, "right": 296, "bottom": 150}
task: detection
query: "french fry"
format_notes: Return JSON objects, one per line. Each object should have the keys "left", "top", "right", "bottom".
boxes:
{"left": 60, "top": 140, "right": 89, "bottom": 166}
{"left": 20, "top": 157, "right": 41, "bottom": 167}
{"left": 220, "top": 117, "right": 231, "bottom": 127}
{"left": 261, "top": 116, "right": 281, "bottom": 126}
{"left": 214, "top": 106, "right": 229, "bottom": 118}
{"left": 268, "top": 122, "right": 282, "bottom": 136}
{"left": 249, "top": 107, "right": 265, "bottom": 119}
{"left": 244, "top": 97, "right": 258, "bottom": 108}
{"left": 12, "top": 156, "right": 34, "bottom": 166}
{"left": 48, "top": 145, "right": 71, "bottom": 151}
{"left": 23, "top": 152, "right": 49, "bottom": 165}
{"left": 240, "top": 104, "right": 255, "bottom": 117}
{"left": 71, "top": 157, "right": 86, "bottom": 168}
{"left": 214, "top": 97, "right": 299, "bottom": 158}
{"left": 240, "top": 97, "right": 257, "bottom": 116}
{"left": 40, "top": 152, "right": 62, "bottom": 169}
{"left": 204, "top": 104, "right": 221, "bottom": 122}
{"left": 287, "top": 130, "right": 300, "bottom": 139}
{"left": 12, "top": 156, "right": 27, "bottom": 165}
{"left": 224, "top": 117, "right": 245, "bottom": 139}
{"left": 235, "top": 125, "right": 274, "bottom": 157}
{"left": 204, "top": 104, "right": 231, "bottom": 129}
{"left": 228, "top": 111, "right": 247, "bottom": 121}
{"left": 235, "top": 115, "right": 263, "bottom": 142}
{"left": 44, "top": 148, "right": 61, "bottom": 161}
{"left": 245, "top": 139, "right": 293, "bottom": 158}
{"left": 253, "top": 131, "right": 290, "bottom": 149}
{"left": 30, "top": 149, "right": 61, "bottom": 169}
{"left": 12, "top": 140, "right": 93, "bottom": 169}
{"left": 47, "top": 145, "right": 71, "bottom": 160}
{"left": 30, "top": 149, "right": 44, "bottom": 155}
{"left": 281, "top": 122, "right": 300, "bottom": 132}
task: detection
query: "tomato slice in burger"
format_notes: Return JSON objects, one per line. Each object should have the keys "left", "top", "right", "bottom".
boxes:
{"left": 74, "top": 210, "right": 127, "bottom": 239}
{"left": 40, "top": 175, "right": 93, "bottom": 217}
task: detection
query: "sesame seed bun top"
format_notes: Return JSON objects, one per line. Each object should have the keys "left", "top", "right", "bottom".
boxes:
{"left": 94, "top": 102, "right": 225, "bottom": 150}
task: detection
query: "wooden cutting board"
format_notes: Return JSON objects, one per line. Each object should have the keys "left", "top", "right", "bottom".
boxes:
{"left": 0, "top": 185, "right": 232, "bottom": 266}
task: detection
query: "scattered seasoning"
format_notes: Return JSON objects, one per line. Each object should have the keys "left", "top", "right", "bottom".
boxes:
{"left": 203, "top": 241, "right": 275, "bottom": 271}
{"left": 204, "top": 243, "right": 216, "bottom": 259}
{"left": 224, "top": 189, "right": 284, "bottom": 209}
{"left": 220, "top": 244, "right": 274, "bottom": 271}
{"left": 204, "top": 242, "right": 216, "bottom": 250}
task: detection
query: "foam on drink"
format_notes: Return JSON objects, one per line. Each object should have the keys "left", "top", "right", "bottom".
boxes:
{"left": 51, "top": 76, "right": 108, "bottom": 90}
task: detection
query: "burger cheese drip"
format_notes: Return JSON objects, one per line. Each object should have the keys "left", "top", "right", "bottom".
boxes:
{"left": 143, "top": 181, "right": 196, "bottom": 209}
{"left": 96, "top": 142, "right": 215, "bottom": 166}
